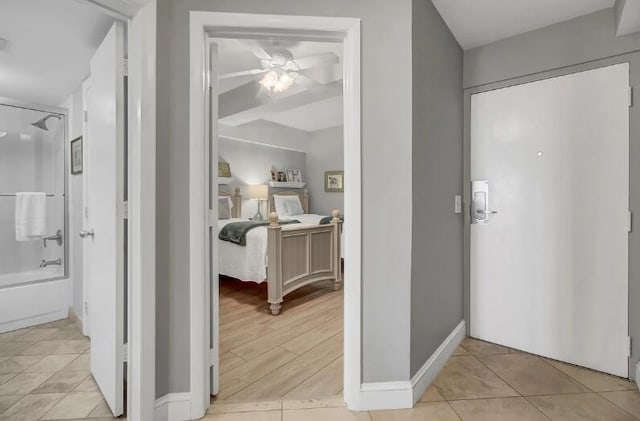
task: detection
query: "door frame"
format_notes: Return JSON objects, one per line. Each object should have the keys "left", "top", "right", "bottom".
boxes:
{"left": 463, "top": 53, "right": 638, "bottom": 380}
{"left": 80, "top": 1, "right": 157, "bottom": 420}
{"left": 189, "top": 12, "right": 362, "bottom": 417}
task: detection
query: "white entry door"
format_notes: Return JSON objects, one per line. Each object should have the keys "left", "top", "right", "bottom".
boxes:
{"left": 82, "top": 22, "right": 126, "bottom": 415}
{"left": 470, "top": 64, "right": 630, "bottom": 377}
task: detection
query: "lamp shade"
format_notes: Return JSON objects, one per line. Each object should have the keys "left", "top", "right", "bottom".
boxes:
{"left": 249, "top": 184, "right": 268, "bottom": 200}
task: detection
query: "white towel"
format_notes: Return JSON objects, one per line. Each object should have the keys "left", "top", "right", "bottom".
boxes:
{"left": 15, "top": 192, "right": 47, "bottom": 241}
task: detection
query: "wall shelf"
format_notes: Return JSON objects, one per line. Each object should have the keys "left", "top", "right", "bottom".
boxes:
{"left": 268, "top": 181, "right": 306, "bottom": 189}
{"left": 218, "top": 177, "right": 234, "bottom": 185}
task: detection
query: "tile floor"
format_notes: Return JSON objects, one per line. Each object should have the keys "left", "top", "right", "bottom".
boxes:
{"left": 206, "top": 337, "right": 640, "bottom": 420}
{"left": 0, "top": 318, "right": 122, "bottom": 421}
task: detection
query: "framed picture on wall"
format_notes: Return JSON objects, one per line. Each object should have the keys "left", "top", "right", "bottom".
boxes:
{"left": 70, "top": 136, "right": 83, "bottom": 175}
{"left": 325, "top": 171, "right": 344, "bottom": 192}
{"left": 218, "top": 161, "right": 231, "bottom": 178}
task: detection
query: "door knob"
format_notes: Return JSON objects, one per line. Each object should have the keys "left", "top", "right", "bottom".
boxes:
{"left": 476, "top": 209, "right": 498, "bottom": 215}
{"left": 79, "top": 229, "right": 94, "bottom": 239}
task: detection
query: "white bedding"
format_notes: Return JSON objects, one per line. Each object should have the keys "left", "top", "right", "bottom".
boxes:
{"left": 218, "top": 214, "right": 342, "bottom": 283}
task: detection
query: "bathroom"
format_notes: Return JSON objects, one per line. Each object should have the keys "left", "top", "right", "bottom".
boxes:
{"left": 0, "top": 103, "right": 69, "bottom": 331}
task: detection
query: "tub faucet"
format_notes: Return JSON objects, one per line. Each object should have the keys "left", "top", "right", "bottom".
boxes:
{"left": 40, "top": 258, "right": 62, "bottom": 268}
{"left": 43, "top": 230, "right": 63, "bottom": 248}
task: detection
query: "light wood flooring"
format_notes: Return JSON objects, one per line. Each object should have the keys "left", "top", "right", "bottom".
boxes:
{"left": 215, "top": 277, "right": 344, "bottom": 403}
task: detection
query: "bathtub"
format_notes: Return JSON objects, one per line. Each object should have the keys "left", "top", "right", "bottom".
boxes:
{"left": 0, "top": 267, "right": 64, "bottom": 288}
{"left": 0, "top": 268, "right": 69, "bottom": 333}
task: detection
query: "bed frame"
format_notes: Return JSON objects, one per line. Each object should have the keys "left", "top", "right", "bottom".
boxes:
{"left": 218, "top": 188, "right": 343, "bottom": 315}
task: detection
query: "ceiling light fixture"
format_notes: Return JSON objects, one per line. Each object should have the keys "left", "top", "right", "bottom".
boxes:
{"left": 259, "top": 69, "right": 298, "bottom": 94}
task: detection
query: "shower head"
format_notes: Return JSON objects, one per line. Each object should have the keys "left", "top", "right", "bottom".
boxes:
{"left": 31, "top": 114, "right": 61, "bottom": 131}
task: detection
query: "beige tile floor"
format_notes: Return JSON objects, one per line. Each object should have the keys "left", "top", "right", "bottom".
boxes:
{"left": 0, "top": 318, "right": 122, "bottom": 421}
{"left": 207, "top": 337, "right": 640, "bottom": 420}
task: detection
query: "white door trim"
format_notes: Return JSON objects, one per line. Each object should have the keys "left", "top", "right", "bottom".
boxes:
{"left": 189, "top": 12, "right": 362, "bottom": 417}
{"left": 126, "top": 2, "right": 157, "bottom": 420}
{"left": 79, "top": 1, "right": 157, "bottom": 420}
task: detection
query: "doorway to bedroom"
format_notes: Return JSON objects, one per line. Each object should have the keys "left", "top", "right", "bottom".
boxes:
{"left": 212, "top": 34, "right": 346, "bottom": 404}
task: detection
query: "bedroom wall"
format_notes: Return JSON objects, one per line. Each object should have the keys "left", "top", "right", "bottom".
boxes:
{"left": 410, "top": 0, "right": 464, "bottom": 377}
{"left": 156, "top": 0, "right": 414, "bottom": 396}
{"left": 305, "top": 126, "right": 344, "bottom": 215}
{"left": 218, "top": 137, "right": 307, "bottom": 218}
{"left": 463, "top": 8, "right": 640, "bottom": 380}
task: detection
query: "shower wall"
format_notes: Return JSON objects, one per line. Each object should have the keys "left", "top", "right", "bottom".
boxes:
{"left": 0, "top": 105, "right": 66, "bottom": 284}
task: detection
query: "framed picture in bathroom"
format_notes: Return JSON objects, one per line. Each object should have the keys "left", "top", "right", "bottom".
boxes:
{"left": 70, "top": 136, "right": 83, "bottom": 175}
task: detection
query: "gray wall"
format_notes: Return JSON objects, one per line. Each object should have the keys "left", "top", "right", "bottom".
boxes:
{"left": 219, "top": 137, "right": 307, "bottom": 188}
{"left": 156, "top": 0, "right": 414, "bottom": 395}
{"left": 219, "top": 137, "right": 307, "bottom": 218}
{"left": 410, "top": 0, "right": 464, "bottom": 377}
{"left": 464, "top": 8, "right": 640, "bottom": 88}
{"left": 305, "top": 126, "right": 344, "bottom": 215}
{"left": 463, "top": 8, "right": 640, "bottom": 379}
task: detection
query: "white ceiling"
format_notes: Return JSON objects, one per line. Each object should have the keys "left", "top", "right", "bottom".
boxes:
{"left": 432, "top": 0, "right": 615, "bottom": 49}
{"left": 216, "top": 38, "right": 343, "bottom": 133}
{"left": 0, "top": 0, "right": 115, "bottom": 106}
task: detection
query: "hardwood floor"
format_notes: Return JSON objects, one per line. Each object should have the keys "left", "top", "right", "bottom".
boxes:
{"left": 215, "top": 277, "right": 344, "bottom": 403}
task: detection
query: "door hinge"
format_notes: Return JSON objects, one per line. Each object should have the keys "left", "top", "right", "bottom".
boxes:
{"left": 209, "top": 348, "right": 216, "bottom": 367}
{"left": 208, "top": 209, "right": 215, "bottom": 227}
{"left": 627, "top": 337, "right": 632, "bottom": 358}
{"left": 122, "top": 58, "right": 128, "bottom": 77}
{"left": 121, "top": 201, "right": 129, "bottom": 219}
{"left": 629, "top": 86, "right": 633, "bottom": 108}
{"left": 122, "top": 344, "right": 128, "bottom": 362}
{"left": 628, "top": 211, "right": 633, "bottom": 233}
{"left": 83, "top": 110, "right": 88, "bottom": 123}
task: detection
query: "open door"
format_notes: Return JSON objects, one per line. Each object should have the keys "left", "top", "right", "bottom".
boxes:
{"left": 208, "top": 39, "right": 220, "bottom": 397}
{"left": 81, "top": 21, "right": 126, "bottom": 416}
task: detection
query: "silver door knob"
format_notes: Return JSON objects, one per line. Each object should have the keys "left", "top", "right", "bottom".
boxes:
{"left": 476, "top": 209, "right": 498, "bottom": 215}
{"left": 79, "top": 229, "right": 94, "bottom": 239}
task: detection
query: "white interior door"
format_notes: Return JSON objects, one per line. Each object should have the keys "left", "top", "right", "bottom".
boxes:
{"left": 470, "top": 64, "right": 630, "bottom": 377}
{"left": 82, "top": 22, "right": 126, "bottom": 415}
{"left": 208, "top": 39, "right": 220, "bottom": 396}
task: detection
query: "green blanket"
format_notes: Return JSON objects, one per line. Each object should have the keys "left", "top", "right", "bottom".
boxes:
{"left": 219, "top": 219, "right": 300, "bottom": 246}
{"left": 319, "top": 215, "right": 345, "bottom": 225}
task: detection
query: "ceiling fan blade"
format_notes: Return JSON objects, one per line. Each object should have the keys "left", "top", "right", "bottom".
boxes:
{"left": 294, "top": 52, "right": 339, "bottom": 70}
{"left": 294, "top": 74, "right": 322, "bottom": 90}
{"left": 219, "top": 69, "right": 268, "bottom": 80}
{"left": 238, "top": 39, "right": 272, "bottom": 61}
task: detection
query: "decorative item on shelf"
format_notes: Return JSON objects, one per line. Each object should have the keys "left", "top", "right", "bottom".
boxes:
{"left": 218, "top": 161, "right": 231, "bottom": 178}
{"left": 325, "top": 171, "right": 344, "bottom": 192}
{"left": 249, "top": 184, "right": 269, "bottom": 221}
{"left": 271, "top": 167, "right": 303, "bottom": 183}
{"left": 70, "top": 137, "right": 83, "bottom": 175}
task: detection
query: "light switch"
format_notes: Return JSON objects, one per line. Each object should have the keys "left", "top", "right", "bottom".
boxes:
{"left": 455, "top": 195, "right": 462, "bottom": 214}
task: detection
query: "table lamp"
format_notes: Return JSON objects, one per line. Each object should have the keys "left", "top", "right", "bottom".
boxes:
{"left": 249, "top": 184, "right": 269, "bottom": 221}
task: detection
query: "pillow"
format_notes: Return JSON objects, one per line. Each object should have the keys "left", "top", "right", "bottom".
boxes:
{"left": 273, "top": 195, "right": 304, "bottom": 217}
{"left": 218, "top": 196, "right": 233, "bottom": 219}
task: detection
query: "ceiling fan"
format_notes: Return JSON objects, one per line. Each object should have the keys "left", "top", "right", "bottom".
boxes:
{"left": 219, "top": 40, "right": 339, "bottom": 95}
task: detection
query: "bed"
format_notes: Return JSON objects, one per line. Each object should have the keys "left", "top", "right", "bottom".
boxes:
{"left": 217, "top": 188, "right": 343, "bottom": 315}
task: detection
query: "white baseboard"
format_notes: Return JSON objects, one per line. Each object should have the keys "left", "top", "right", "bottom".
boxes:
{"left": 410, "top": 320, "right": 465, "bottom": 404}
{"left": 155, "top": 393, "right": 192, "bottom": 421}
{"left": 358, "top": 381, "right": 413, "bottom": 410}
{"left": 357, "top": 320, "right": 466, "bottom": 411}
